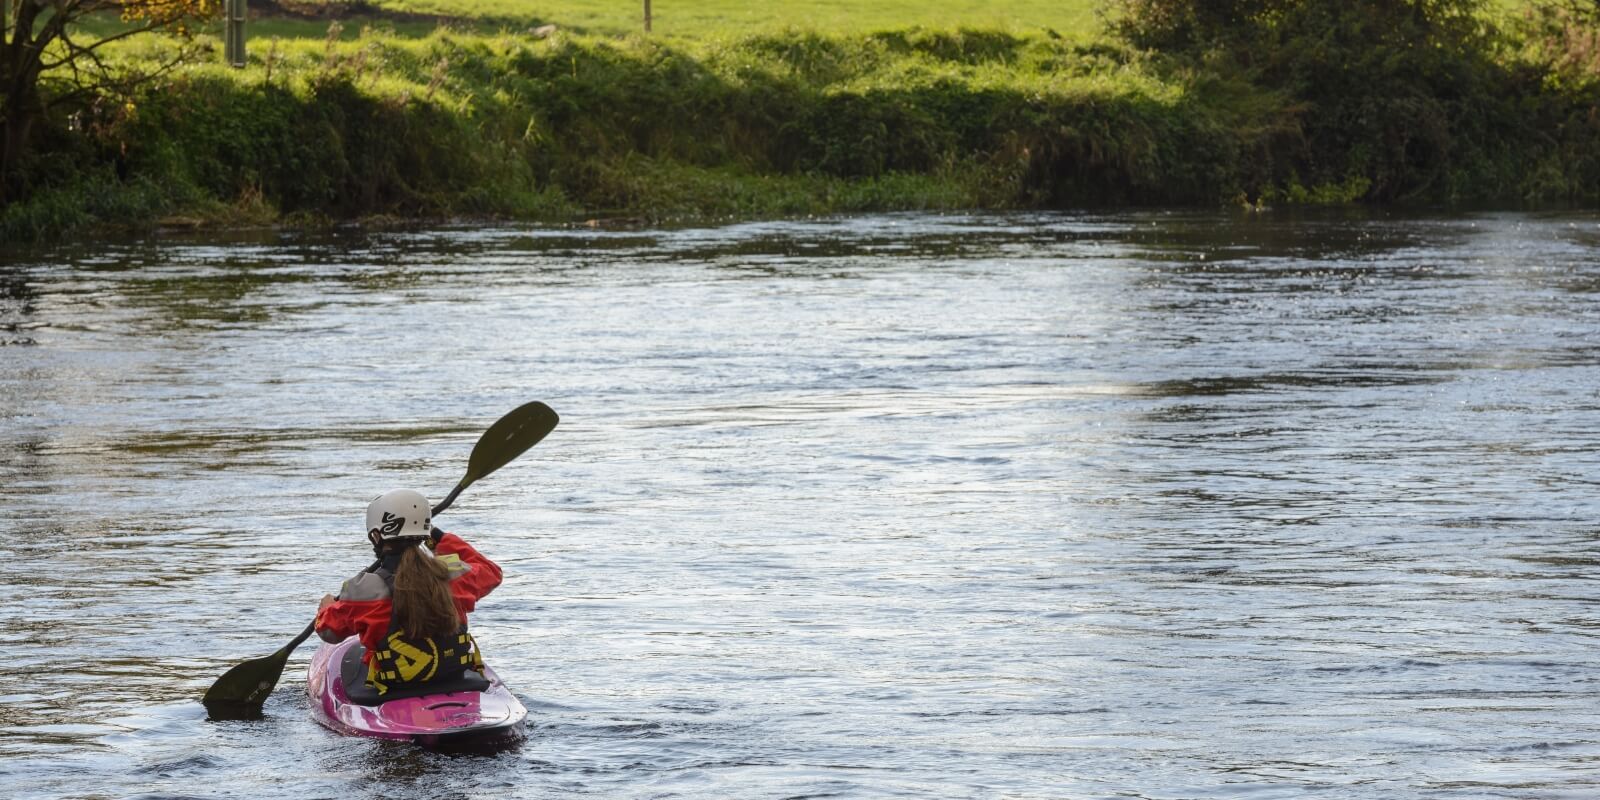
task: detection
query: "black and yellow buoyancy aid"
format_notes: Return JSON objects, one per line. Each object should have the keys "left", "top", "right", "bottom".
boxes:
{"left": 365, "top": 606, "right": 485, "bottom": 696}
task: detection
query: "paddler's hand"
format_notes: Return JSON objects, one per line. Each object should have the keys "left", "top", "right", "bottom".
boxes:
{"left": 318, "top": 594, "right": 338, "bottom": 613}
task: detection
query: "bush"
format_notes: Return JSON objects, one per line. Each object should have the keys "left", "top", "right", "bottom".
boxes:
{"left": 1104, "top": 0, "right": 1600, "bottom": 203}
{"left": 6, "top": 16, "right": 1599, "bottom": 240}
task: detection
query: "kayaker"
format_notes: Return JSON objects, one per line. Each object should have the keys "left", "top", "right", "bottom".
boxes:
{"left": 314, "top": 489, "right": 503, "bottom": 697}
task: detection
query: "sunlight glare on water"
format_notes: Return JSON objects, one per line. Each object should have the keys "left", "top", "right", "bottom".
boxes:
{"left": 2, "top": 211, "right": 1599, "bottom": 799}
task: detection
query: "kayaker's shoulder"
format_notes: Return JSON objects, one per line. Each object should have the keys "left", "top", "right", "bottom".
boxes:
{"left": 340, "top": 570, "right": 391, "bottom": 602}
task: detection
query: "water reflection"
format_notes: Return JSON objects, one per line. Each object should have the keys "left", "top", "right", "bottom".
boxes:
{"left": 1, "top": 211, "right": 1598, "bottom": 798}
{"left": 0, "top": 265, "right": 37, "bottom": 347}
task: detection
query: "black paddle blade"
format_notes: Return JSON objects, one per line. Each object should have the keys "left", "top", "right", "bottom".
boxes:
{"left": 432, "top": 401, "right": 559, "bottom": 517}
{"left": 201, "top": 648, "right": 290, "bottom": 717}
{"left": 202, "top": 621, "right": 315, "bottom": 714}
{"left": 465, "top": 401, "right": 559, "bottom": 488}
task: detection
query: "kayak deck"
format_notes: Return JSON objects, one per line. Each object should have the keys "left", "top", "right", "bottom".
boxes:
{"left": 306, "top": 637, "right": 526, "bottom": 747}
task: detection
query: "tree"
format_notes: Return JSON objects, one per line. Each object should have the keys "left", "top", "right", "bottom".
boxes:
{"left": 1106, "top": 0, "right": 1490, "bottom": 63}
{"left": 1525, "top": 0, "right": 1600, "bottom": 87}
{"left": 1103, "top": 0, "right": 1506, "bottom": 200}
{"left": 0, "top": 0, "right": 219, "bottom": 202}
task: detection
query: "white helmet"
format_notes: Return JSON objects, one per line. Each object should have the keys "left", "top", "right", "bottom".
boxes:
{"left": 366, "top": 489, "right": 433, "bottom": 541}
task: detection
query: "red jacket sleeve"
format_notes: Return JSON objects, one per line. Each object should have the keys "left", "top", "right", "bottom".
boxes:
{"left": 315, "top": 571, "right": 394, "bottom": 645}
{"left": 316, "top": 595, "right": 392, "bottom": 643}
{"left": 435, "top": 531, "right": 503, "bottom": 615}
{"left": 315, "top": 598, "right": 361, "bottom": 643}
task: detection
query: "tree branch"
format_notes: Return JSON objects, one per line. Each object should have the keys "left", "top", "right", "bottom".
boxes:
{"left": 42, "top": 20, "right": 160, "bottom": 70}
{"left": 42, "top": 44, "right": 192, "bottom": 110}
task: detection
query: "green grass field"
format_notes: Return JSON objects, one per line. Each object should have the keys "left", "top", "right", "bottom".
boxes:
{"left": 156, "top": 0, "right": 1105, "bottom": 42}
{"left": 85, "top": 0, "right": 1539, "bottom": 48}
{"left": 375, "top": 0, "right": 1100, "bottom": 37}
{"left": 79, "top": 0, "right": 1103, "bottom": 49}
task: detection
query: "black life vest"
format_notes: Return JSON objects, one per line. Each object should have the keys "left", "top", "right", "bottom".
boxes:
{"left": 364, "top": 564, "right": 485, "bottom": 696}
{"left": 365, "top": 622, "right": 484, "bottom": 696}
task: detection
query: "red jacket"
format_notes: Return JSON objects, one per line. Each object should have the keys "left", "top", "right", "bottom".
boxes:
{"left": 314, "top": 531, "right": 503, "bottom": 663}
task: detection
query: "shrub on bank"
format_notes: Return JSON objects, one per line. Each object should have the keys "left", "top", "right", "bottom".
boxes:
{"left": 7, "top": 18, "right": 1600, "bottom": 238}
{"left": 17, "top": 28, "right": 1249, "bottom": 232}
{"left": 1105, "top": 0, "right": 1600, "bottom": 202}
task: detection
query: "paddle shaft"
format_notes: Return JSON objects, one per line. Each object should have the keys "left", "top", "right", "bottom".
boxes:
{"left": 433, "top": 482, "right": 467, "bottom": 518}
{"left": 291, "top": 556, "right": 382, "bottom": 652}
{"left": 283, "top": 622, "right": 318, "bottom": 655}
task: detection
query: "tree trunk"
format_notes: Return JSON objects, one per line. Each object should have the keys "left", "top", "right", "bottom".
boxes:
{"left": 0, "top": 96, "right": 37, "bottom": 205}
{"left": 0, "top": 1, "right": 46, "bottom": 205}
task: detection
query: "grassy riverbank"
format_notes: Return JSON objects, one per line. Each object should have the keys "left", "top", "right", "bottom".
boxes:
{"left": 8, "top": 2, "right": 1600, "bottom": 239}
{"left": 6, "top": 26, "right": 1210, "bottom": 238}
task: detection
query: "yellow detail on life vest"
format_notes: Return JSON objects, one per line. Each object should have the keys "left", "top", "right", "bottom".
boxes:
{"left": 365, "top": 660, "right": 387, "bottom": 694}
{"left": 366, "top": 628, "right": 485, "bottom": 695}
{"left": 385, "top": 633, "right": 440, "bottom": 682}
{"left": 436, "top": 553, "right": 468, "bottom": 578}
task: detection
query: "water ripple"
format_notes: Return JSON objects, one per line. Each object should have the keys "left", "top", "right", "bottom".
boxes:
{"left": 1, "top": 211, "right": 1599, "bottom": 798}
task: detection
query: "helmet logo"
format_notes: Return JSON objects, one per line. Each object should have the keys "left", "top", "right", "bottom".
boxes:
{"left": 378, "top": 512, "right": 406, "bottom": 537}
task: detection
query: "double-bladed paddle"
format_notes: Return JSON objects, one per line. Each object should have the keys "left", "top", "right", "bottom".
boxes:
{"left": 201, "top": 401, "right": 559, "bottom": 718}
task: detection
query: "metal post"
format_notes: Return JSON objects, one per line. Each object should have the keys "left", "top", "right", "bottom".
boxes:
{"left": 643, "top": 0, "right": 652, "bottom": 33}
{"left": 225, "top": 0, "right": 246, "bottom": 67}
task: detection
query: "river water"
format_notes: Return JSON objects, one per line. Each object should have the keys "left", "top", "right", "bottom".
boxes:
{"left": 2, "top": 211, "right": 1599, "bottom": 799}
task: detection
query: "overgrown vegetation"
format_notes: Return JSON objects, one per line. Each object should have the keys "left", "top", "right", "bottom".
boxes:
{"left": 4, "top": 1, "right": 1599, "bottom": 240}
{"left": 0, "top": 0, "right": 219, "bottom": 205}
{"left": 1106, "top": 0, "right": 1600, "bottom": 202}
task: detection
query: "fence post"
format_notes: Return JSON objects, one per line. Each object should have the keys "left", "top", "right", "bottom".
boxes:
{"left": 644, "top": 0, "right": 652, "bottom": 32}
{"left": 225, "top": 0, "right": 247, "bottom": 67}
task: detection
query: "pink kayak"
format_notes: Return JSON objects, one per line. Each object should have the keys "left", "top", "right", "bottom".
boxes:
{"left": 306, "top": 637, "right": 527, "bottom": 748}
